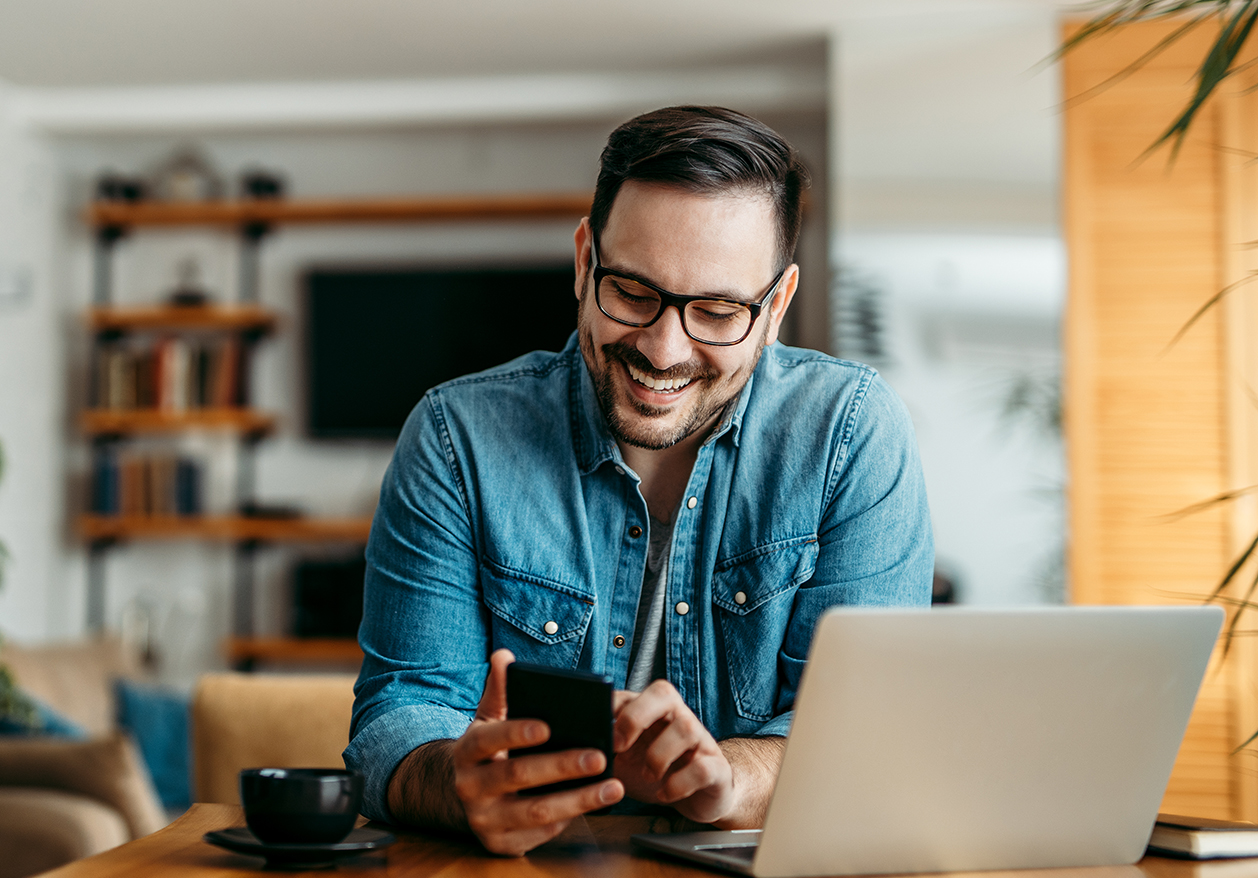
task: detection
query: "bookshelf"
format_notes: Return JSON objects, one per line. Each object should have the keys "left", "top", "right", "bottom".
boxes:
{"left": 81, "top": 407, "right": 276, "bottom": 437}
{"left": 86, "top": 193, "right": 592, "bottom": 228}
{"left": 79, "top": 514, "right": 373, "bottom": 542}
{"left": 87, "top": 304, "right": 276, "bottom": 333}
{"left": 82, "top": 190, "right": 591, "bottom": 667}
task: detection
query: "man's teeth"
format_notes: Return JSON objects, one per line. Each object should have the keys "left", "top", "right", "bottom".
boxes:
{"left": 627, "top": 363, "right": 692, "bottom": 392}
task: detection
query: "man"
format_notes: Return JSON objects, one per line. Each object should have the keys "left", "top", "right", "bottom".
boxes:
{"left": 345, "top": 106, "right": 933, "bottom": 856}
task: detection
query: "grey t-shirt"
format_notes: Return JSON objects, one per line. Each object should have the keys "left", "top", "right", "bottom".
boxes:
{"left": 626, "top": 514, "right": 674, "bottom": 692}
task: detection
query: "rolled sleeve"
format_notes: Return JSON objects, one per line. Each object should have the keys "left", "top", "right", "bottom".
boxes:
{"left": 343, "top": 702, "right": 472, "bottom": 822}
{"left": 345, "top": 394, "right": 489, "bottom": 822}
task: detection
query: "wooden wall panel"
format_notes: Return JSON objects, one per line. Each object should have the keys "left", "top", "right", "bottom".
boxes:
{"left": 1063, "top": 21, "right": 1237, "bottom": 818}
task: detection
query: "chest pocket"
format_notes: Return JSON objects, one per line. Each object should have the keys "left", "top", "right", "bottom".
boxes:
{"left": 481, "top": 561, "right": 594, "bottom": 669}
{"left": 712, "top": 536, "right": 818, "bottom": 721}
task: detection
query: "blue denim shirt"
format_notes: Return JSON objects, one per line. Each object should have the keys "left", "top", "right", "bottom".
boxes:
{"left": 345, "top": 335, "right": 933, "bottom": 821}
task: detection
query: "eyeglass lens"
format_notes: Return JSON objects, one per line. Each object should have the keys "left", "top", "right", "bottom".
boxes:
{"left": 597, "top": 275, "right": 753, "bottom": 344}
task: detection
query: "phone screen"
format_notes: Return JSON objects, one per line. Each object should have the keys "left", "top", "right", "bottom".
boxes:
{"left": 506, "top": 662, "right": 614, "bottom": 796}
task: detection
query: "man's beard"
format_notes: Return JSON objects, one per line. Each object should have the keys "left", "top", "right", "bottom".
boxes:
{"left": 577, "top": 295, "right": 767, "bottom": 451}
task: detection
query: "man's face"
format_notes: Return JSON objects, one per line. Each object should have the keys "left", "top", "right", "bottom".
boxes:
{"left": 574, "top": 181, "right": 797, "bottom": 451}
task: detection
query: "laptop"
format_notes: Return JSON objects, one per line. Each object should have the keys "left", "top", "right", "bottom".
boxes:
{"left": 632, "top": 605, "right": 1222, "bottom": 877}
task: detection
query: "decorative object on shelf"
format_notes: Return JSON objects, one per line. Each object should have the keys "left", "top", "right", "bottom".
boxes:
{"left": 167, "top": 257, "right": 211, "bottom": 308}
{"left": 94, "top": 172, "right": 145, "bottom": 203}
{"left": 149, "top": 146, "right": 223, "bottom": 203}
{"left": 239, "top": 169, "right": 285, "bottom": 201}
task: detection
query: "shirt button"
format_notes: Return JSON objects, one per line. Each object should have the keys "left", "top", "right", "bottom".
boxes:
{"left": 615, "top": 466, "right": 625, "bottom": 475}
{"left": 675, "top": 602, "right": 690, "bottom": 616}
{"left": 629, "top": 525, "right": 642, "bottom": 538}
{"left": 686, "top": 496, "right": 697, "bottom": 509}
{"left": 734, "top": 591, "right": 747, "bottom": 605}
{"left": 613, "top": 635, "right": 626, "bottom": 648}
{"left": 543, "top": 620, "right": 559, "bottom": 635}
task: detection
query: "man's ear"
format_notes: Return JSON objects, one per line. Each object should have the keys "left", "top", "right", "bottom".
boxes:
{"left": 573, "top": 218, "right": 592, "bottom": 302}
{"left": 763, "top": 264, "right": 800, "bottom": 347}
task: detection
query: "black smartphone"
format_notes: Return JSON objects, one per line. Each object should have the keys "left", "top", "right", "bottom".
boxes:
{"left": 506, "top": 662, "right": 614, "bottom": 796}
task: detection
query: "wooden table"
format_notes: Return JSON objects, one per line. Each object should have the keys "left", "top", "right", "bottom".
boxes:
{"left": 35, "top": 803, "right": 1258, "bottom": 878}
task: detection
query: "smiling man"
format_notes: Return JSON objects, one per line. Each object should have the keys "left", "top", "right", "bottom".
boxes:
{"left": 345, "top": 106, "right": 933, "bottom": 855}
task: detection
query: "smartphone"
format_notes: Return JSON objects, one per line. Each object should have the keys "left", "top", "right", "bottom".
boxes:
{"left": 506, "top": 662, "right": 614, "bottom": 796}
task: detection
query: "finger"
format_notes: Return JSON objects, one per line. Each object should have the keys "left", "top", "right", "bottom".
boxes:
{"left": 456, "top": 717, "right": 548, "bottom": 765}
{"left": 476, "top": 818, "right": 574, "bottom": 858}
{"left": 613, "top": 680, "right": 684, "bottom": 751}
{"left": 475, "top": 649, "right": 516, "bottom": 723}
{"left": 479, "top": 748, "right": 607, "bottom": 797}
{"left": 641, "top": 710, "right": 712, "bottom": 779}
{"left": 612, "top": 690, "right": 638, "bottom": 713}
{"left": 655, "top": 750, "right": 727, "bottom": 804}
{"left": 497, "top": 778, "right": 624, "bottom": 833}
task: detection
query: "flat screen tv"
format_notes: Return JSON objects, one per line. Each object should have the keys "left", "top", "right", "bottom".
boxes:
{"left": 306, "top": 263, "right": 576, "bottom": 439}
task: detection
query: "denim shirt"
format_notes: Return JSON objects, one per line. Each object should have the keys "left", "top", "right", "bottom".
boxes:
{"left": 345, "top": 334, "right": 933, "bottom": 821}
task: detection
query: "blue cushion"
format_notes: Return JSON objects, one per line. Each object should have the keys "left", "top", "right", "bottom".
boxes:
{"left": 115, "top": 679, "right": 191, "bottom": 810}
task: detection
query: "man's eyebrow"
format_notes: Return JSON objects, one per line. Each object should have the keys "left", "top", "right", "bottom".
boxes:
{"left": 601, "top": 261, "right": 758, "bottom": 304}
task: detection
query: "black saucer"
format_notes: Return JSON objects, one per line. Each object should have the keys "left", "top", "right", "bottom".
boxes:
{"left": 203, "top": 826, "right": 395, "bottom": 869}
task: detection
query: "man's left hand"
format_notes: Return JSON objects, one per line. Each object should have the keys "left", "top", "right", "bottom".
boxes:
{"left": 612, "top": 680, "right": 783, "bottom": 827}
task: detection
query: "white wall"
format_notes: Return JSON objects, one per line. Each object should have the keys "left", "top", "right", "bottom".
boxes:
{"left": 834, "top": 9, "right": 1065, "bottom": 604}
{"left": 0, "top": 83, "right": 68, "bottom": 639}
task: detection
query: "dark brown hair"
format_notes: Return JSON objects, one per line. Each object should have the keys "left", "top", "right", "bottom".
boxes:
{"left": 590, "top": 106, "right": 810, "bottom": 271}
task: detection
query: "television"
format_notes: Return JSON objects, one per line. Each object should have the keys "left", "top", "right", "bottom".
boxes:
{"left": 305, "top": 263, "right": 577, "bottom": 439}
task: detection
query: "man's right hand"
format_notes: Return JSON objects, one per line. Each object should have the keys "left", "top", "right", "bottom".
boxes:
{"left": 401, "top": 649, "right": 624, "bottom": 856}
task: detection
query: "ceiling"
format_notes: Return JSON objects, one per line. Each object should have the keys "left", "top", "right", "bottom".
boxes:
{"left": 0, "top": 0, "right": 1067, "bottom": 88}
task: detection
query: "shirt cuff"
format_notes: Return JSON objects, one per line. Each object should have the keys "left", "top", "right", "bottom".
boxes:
{"left": 752, "top": 711, "right": 793, "bottom": 738}
{"left": 342, "top": 702, "right": 472, "bottom": 822}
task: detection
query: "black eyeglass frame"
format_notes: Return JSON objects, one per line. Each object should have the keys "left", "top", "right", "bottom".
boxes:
{"left": 589, "top": 238, "right": 787, "bottom": 347}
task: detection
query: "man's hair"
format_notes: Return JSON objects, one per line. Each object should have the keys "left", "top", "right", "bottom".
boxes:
{"left": 589, "top": 106, "right": 811, "bottom": 272}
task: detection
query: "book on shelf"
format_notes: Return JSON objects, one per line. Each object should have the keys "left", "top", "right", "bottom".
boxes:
{"left": 93, "top": 336, "right": 243, "bottom": 413}
{"left": 1148, "top": 814, "right": 1258, "bottom": 859}
{"left": 91, "top": 450, "right": 203, "bottom": 517}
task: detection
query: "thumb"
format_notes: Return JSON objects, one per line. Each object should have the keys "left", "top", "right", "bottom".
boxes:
{"left": 475, "top": 648, "right": 515, "bottom": 722}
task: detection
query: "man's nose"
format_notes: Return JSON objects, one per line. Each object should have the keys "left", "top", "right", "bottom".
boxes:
{"left": 635, "top": 303, "right": 694, "bottom": 371}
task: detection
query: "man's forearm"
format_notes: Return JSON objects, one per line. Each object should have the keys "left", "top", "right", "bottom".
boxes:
{"left": 713, "top": 736, "right": 786, "bottom": 829}
{"left": 386, "top": 739, "right": 468, "bottom": 831}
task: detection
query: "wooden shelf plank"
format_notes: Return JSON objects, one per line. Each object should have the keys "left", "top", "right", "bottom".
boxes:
{"left": 79, "top": 514, "right": 372, "bottom": 543}
{"left": 87, "top": 193, "right": 592, "bottom": 228}
{"left": 81, "top": 408, "right": 276, "bottom": 436}
{"left": 88, "top": 304, "right": 277, "bottom": 333}
{"left": 224, "top": 636, "right": 362, "bottom": 664}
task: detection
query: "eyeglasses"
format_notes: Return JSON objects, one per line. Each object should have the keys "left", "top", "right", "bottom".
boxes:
{"left": 590, "top": 238, "right": 785, "bottom": 346}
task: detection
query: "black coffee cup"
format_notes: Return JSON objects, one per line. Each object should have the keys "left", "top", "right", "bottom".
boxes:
{"left": 239, "top": 768, "right": 363, "bottom": 844}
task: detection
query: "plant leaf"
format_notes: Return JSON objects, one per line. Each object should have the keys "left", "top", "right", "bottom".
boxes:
{"left": 1204, "top": 529, "right": 1258, "bottom": 604}
{"left": 1220, "top": 562, "right": 1258, "bottom": 657}
{"left": 1162, "top": 484, "right": 1258, "bottom": 520}
{"left": 1161, "top": 271, "right": 1258, "bottom": 354}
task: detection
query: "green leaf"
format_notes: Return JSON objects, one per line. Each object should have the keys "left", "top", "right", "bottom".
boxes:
{"left": 1059, "top": 0, "right": 1258, "bottom": 155}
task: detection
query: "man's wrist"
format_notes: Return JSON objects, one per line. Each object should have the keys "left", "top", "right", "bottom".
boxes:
{"left": 386, "top": 738, "right": 469, "bottom": 831}
{"left": 711, "top": 736, "right": 787, "bottom": 829}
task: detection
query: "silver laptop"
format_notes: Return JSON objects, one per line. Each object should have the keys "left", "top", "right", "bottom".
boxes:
{"left": 632, "top": 605, "right": 1222, "bottom": 877}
